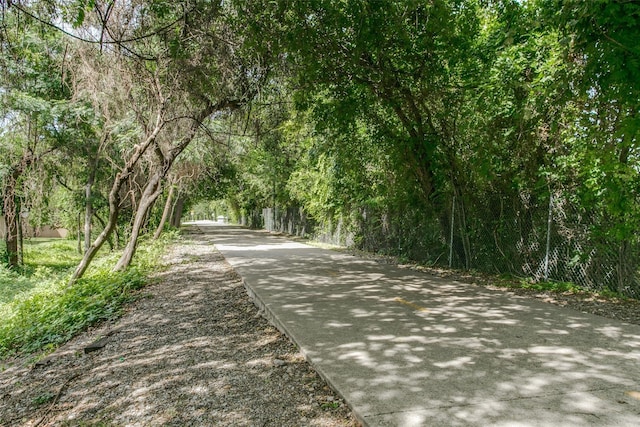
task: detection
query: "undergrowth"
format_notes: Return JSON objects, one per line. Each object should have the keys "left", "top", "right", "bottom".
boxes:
{"left": 0, "top": 232, "right": 178, "bottom": 359}
{"left": 488, "top": 274, "right": 631, "bottom": 300}
{"left": 492, "top": 276, "right": 581, "bottom": 293}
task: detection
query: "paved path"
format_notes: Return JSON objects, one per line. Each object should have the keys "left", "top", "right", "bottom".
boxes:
{"left": 201, "top": 222, "right": 640, "bottom": 426}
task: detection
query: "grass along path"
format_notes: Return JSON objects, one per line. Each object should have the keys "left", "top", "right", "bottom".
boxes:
{"left": 0, "top": 239, "right": 80, "bottom": 305}
{"left": 0, "top": 235, "right": 171, "bottom": 358}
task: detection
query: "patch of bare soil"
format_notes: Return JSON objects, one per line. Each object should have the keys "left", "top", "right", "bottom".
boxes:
{"left": 0, "top": 232, "right": 359, "bottom": 427}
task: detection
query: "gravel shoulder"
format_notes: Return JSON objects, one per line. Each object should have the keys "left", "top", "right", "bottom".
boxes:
{"left": 0, "top": 230, "right": 359, "bottom": 427}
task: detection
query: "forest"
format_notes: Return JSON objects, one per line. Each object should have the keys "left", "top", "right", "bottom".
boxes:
{"left": 1, "top": 0, "right": 639, "bottom": 300}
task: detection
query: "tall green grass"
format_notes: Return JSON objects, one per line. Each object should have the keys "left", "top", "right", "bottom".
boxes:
{"left": 22, "top": 238, "right": 83, "bottom": 273}
{"left": 0, "top": 232, "right": 178, "bottom": 358}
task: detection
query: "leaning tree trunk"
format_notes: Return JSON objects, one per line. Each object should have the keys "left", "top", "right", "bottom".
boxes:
{"left": 69, "top": 113, "right": 164, "bottom": 284}
{"left": 70, "top": 182, "right": 122, "bottom": 283}
{"left": 113, "top": 172, "right": 163, "bottom": 271}
{"left": 113, "top": 100, "right": 228, "bottom": 271}
{"left": 93, "top": 212, "right": 114, "bottom": 251}
{"left": 84, "top": 162, "right": 97, "bottom": 253}
{"left": 153, "top": 183, "right": 175, "bottom": 240}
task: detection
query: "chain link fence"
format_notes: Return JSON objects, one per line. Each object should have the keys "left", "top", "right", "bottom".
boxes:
{"left": 260, "top": 207, "right": 355, "bottom": 246}
{"left": 451, "top": 192, "right": 639, "bottom": 298}
{"left": 254, "top": 192, "right": 640, "bottom": 298}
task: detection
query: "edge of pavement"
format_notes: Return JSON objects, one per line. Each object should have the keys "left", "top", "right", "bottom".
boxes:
{"left": 199, "top": 223, "right": 369, "bottom": 426}
{"left": 241, "top": 271, "right": 369, "bottom": 427}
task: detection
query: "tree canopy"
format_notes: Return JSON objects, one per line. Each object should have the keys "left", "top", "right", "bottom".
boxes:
{"left": 1, "top": 0, "right": 639, "bottom": 296}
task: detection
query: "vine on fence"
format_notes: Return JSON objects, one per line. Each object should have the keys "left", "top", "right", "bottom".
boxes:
{"left": 257, "top": 191, "right": 640, "bottom": 299}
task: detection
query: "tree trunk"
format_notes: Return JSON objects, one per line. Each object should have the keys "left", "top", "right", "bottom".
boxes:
{"left": 113, "top": 172, "right": 163, "bottom": 271}
{"left": 93, "top": 212, "right": 114, "bottom": 251}
{"left": 69, "top": 112, "right": 165, "bottom": 284}
{"left": 77, "top": 211, "right": 82, "bottom": 254}
{"left": 84, "top": 159, "right": 98, "bottom": 253}
{"left": 3, "top": 153, "right": 33, "bottom": 268}
{"left": 114, "top": 223, "right": 120, "bottom": 250}
{"left": 71, "top": 196, "right": 120, "bottom": 283}
{"left": 4, "top": 193, "right": 18, "bottom": 268}
{"left": 153, "top": 183, "right": 175, "bottom": 240}
{"left": 112, "top": 100, "right": 226, "bottom": 271}
{"left": 171, "top": 196, "right": 184, "bottom": 228}
{"left": 17, "top": 200, "right": 23, "bottom": 266}
{"left": 456, "top": 191, "right": 472, "bottom": 270}
{"left": 84, "top": 187, "right": 93, "bottom": 253}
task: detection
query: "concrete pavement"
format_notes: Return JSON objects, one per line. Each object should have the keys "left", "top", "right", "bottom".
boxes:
{"left": 199, "top": 222, "right": 640, "bottom": 426}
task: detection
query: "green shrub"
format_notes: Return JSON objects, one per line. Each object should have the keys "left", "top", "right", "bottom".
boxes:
{"left": 0, "top": 235, "right": 174, "bottom": 358}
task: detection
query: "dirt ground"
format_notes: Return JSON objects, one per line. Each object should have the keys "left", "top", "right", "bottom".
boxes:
{"left": 0, "top": 230, "right": 359, "bottom": 427}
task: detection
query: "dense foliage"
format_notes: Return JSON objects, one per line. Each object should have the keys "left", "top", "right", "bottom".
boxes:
{"left": 1, "top": 0, "right": 639, "bottom": 301}
{"left": 226, "top": 0, "right": 640, "bottom": 296}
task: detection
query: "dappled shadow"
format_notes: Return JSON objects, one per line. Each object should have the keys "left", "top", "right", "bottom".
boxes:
{"left": 206, "top": 223, "right": 640, "bottom": 426}
{"left": 0, "top": 233, "right": 355, "bottom": 426}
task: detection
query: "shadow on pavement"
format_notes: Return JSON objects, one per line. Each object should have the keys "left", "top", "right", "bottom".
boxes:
{"left": 205, "top": 223, "right": 640, "bottom": 427}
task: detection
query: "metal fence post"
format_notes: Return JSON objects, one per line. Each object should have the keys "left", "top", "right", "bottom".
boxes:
{"left": 449, "top": 193, "right": 455, "bottom": 268}
{"left": 544, "top": 192, "right": 553, "bottom": 281}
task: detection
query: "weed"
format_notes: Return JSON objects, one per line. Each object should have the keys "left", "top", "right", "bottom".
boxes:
{"left": 520, "top": 279, "right": 581, "bottom": 293}
{"left": 32, "top": 391, "right": 55, "bottom": 406}
{"left": 321, "top": 401, "right": 341, "bottom": 409}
